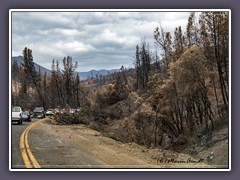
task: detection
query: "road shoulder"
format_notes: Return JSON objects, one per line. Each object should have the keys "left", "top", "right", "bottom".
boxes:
{"left": 28, "top": 119, "right": 214, "bottom": 169}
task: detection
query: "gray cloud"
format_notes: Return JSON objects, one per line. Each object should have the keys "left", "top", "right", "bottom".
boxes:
{"left": 11, "top": 10, "right": 195, "bottom": 72}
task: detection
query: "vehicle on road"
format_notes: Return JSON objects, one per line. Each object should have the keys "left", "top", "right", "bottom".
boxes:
{"left": 37, "top": 113, "right": 45, "bottom": 119}
{"left": 33, "top": 107, "right": 45, "bottom": 118}
{"left": 22, "top": 111, "right": 31, "bottom": 122}
{"left": 46, "top": 109, "right": 54, "bottom": 116}
{"left": 12, "top": 106, "right": 23, "bottom": 125}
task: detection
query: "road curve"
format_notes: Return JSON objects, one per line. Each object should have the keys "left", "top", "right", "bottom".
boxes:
{"left": 27, "top": 118, "right": 110, "bottom": 169}
{"left": 11, "top": 118, "right": 39, "bottom": 169}
{"left": 19, "top": 118, "right": 45, "bottom": 168}
{"left": 12, "top": 117, "right": 111, "bottom": 169}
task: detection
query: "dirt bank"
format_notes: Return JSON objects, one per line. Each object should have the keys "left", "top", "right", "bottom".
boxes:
{"left": 27, "top": 118, "right": 229, "bottom": 169}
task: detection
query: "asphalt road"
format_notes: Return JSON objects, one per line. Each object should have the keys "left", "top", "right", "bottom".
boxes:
{"left": 11, "top": 118, "right": 37, "bottom": 169}
{"left": 11, "top": 117, "right": 110, "bottom": 169}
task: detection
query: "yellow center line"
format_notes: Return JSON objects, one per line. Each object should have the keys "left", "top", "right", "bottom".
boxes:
{"left": 25, "top": 123, "right": 41, "bottom": 168}
{"left": 20, "top": 130, "right": 32, "bottom": 168}
{"left": 20, "top": 118, "right": 47, "bottom": 168}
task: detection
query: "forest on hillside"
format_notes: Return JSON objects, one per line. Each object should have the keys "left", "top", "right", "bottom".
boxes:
{"left": 11, "top": 12, "right": 229, "bottom": 151}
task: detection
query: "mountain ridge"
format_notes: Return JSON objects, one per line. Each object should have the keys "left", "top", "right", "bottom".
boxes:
{"left": 12, "top": 56, "right": 119, "bottom": 80}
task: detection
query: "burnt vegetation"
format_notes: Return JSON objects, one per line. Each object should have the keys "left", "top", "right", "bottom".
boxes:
{"left": 12, "top": 12, "right": 229, "bottom": 152}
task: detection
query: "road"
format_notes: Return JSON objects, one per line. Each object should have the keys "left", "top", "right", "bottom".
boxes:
{"left": 11, "top": 117, "right": 156, "bottom": 169}
{"left": 11, "top": 117, "right": 214, "bottom": 169}
{"left": 11, "top": 119, "right": 35, "bottom": 169}
{"left": 11, "top": 118, "right": 110, "bottom": 169}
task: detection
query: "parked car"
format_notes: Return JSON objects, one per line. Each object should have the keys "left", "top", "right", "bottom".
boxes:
{"left": 12, "top": 106, "right": 23, "bottom": 125}
{"left": 22, "top": 111, "right": 31, "bottom": 122}
{"left": 46, "top": 109, "right": 54, "bottom": 116}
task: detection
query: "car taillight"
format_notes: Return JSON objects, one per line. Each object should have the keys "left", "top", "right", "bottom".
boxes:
{"left": 19, "top": 113, "right": 22, "bottom": 118}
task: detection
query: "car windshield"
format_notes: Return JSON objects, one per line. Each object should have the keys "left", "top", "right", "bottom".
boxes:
{"left": 12, "top": 107, "right": 20, "bottom": 112}
{"left": 34, "top": 107, "right": 44, "bottom": 112}
{"left": 22, "top": 112, "right": 28, "bottom": 115}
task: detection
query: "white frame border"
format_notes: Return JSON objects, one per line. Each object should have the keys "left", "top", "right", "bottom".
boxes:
{"left": 9, "top": 9, "right": 231, "bottom": 172}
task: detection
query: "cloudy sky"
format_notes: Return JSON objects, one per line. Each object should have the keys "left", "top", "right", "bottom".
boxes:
{"left": 11, "top": 10, "right": 198, "bottom": 72}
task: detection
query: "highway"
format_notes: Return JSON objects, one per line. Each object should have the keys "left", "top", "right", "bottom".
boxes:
{"left": 10, "top": 118, "right": 110, "bottom": 169}
{"left": 11, "top": 119, "right": 37, "bottom": 169}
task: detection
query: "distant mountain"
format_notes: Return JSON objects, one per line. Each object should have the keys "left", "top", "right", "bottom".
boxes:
{"left": 11, "top": 56, "right": 119, "bottom": 80}
{"left": 12, "top": 56, "right": 52, "bottom": 75}
{"left": 79, "top": 69, "right": 119, "bottom": 80}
